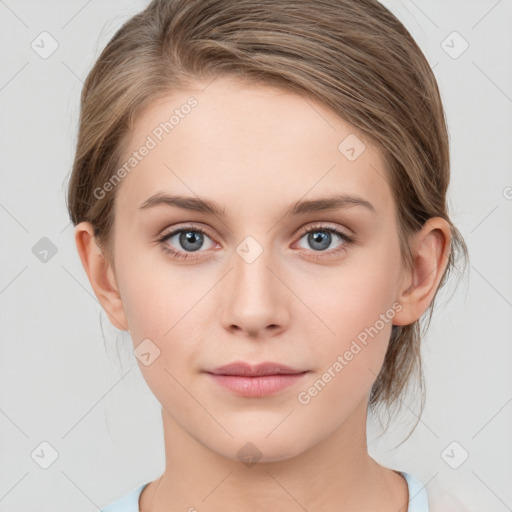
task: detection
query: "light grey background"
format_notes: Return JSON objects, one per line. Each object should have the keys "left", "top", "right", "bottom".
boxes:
{"left": 0, "top": 0, "right": 511, "bottom": 510}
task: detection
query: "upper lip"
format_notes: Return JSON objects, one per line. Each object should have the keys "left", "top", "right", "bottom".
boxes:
{"left": 207, "top": 361, "right": 307, "bottom": 377}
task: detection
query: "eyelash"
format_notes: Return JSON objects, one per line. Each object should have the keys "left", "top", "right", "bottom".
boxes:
{"left": 157, "top": 224, "right": 355, "bottom": 261}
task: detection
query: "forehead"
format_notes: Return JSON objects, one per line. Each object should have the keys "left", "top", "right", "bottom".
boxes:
{"left": 114, "top": 76, "right": 393, "bottom": 221}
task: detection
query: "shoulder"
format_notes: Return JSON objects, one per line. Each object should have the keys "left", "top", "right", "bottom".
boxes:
{"left": 399, "top": 471, "right": 430, "bottom": 512}
{"left": 101, "top": 482, "right": 150, "bottom": 512}
{"left": 400, "top": 472, "right": 480, "bottom": 512}
{"left": 427, "top": 483, "right": 483, "bottom": 512}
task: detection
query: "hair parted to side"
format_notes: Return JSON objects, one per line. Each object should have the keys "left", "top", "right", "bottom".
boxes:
{"left": 66, "top": 0, "right": 468, "bottom": 434}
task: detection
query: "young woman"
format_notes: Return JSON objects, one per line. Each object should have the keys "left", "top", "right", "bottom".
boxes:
{"left": 67, "top": 0, "right": 468, "bottom": 510}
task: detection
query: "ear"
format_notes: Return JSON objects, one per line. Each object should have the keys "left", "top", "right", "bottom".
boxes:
{"left": 74, "top": 221, "right": 129, "bottom": 331}
{"left": 393, "top": 217, "right": 452, "bottom": 326}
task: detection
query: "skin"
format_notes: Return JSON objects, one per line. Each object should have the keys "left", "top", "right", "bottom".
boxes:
{"left": 75, "top": 76, "right": 451, "bottom": 511}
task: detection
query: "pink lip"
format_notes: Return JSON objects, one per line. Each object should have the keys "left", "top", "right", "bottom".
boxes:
{"left": 208, "top": 361, "right": 306, "bottom": 376}
{"left": 205, "top": 361, "right": 309, "bottom": 397}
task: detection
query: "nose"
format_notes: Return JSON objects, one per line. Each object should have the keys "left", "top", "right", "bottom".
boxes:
{"left": 220, "top": 242, "right": 290, "bottom": 338}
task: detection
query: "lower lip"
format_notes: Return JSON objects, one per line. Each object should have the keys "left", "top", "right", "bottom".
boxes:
{"left": 206, "top": 372, "right": 308, "bottom": 397}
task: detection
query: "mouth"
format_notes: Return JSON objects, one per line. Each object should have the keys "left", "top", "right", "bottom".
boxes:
{"left": 207, "top": 361, "right": 307, "bottom": 377}
{"left": 204, "top": 361, "right": 309, "bottom": 397}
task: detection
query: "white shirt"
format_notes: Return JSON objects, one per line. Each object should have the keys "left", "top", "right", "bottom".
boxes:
{"left": 101, "top": 471, "right": 429, "bottom": 511}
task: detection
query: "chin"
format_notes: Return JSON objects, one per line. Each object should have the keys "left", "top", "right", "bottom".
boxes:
{"left": 208, "top": 430, "right": 310, "bottom": 466}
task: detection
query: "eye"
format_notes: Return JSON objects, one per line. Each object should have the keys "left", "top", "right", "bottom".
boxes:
{"left": 157, "top": 223, "right": 354, "bottom": 262}
{"left": 295, "top": 224, "right": 354, "bottom": 258}
{"left": 157, "top": 225, "right": 217, "bottom": 261}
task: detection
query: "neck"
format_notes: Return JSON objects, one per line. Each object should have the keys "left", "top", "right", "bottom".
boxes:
{"left": 140, "top": 397, "right": 408, "bottom": 512}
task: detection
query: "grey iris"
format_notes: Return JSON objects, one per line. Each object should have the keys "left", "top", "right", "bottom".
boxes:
{"left": 309, "top": 231, "right": 331, "bottom": 251}
{"left": 180, "top": 231, "right": 204, "bottom": 252}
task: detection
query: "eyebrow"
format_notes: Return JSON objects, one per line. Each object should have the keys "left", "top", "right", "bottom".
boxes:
{"left": 138, "top": 192, "right": 376, "bottom": 217}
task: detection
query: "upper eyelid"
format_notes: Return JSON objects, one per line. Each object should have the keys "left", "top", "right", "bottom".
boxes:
{"left": 160, "top": 223, "right": 213, "bottom": 237}
{"left": 159, "top": 223, "right": 352, "bottom": 246}
{"left": 298, "top": 223, "right": 351, "bottom": 236}
{"left": 160, "top": 221, "right": 348, "bottom": 235}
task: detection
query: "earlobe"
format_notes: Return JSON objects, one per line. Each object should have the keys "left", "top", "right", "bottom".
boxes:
{"left": 393, "top": 217, "right": 452, "bottom": 327}
{"left": 74, "top": 222, "right": 129, "bottom": 331}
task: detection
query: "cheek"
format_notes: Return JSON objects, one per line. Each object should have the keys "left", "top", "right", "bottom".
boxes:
{"left": 114, "top": 259, "right": 205, "bottom": 401}
{"left": 117, "top": 275, "right": 167, "bottom": 340}
{"left": 294, "top": 288, "right": 396, "bottom": 418}
{"left": 293, "top": 248, "right": 401, "bottom": 388}
{"left": 298, "top": 248, "right": 400, "bottom": 336}
{"left": 114, "top": 250, "right": 213, "bottom": 386}
{"left": 114, "top": 239, "right": 198, "bottom": 339}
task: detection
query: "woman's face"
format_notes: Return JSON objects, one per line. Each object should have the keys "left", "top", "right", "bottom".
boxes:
{"left": 107, "top": 76, "right": 406, "bottom": 461}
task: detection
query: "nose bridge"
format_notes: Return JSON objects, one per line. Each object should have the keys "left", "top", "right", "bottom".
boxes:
{"left": 241, "top": 246, "right": 270, "bottom": 285}
{"left": 233, "top": 234, "right": 278, "bottom": 304}
{"left": 221, "top": 234, "right": 288, "bottom": 334}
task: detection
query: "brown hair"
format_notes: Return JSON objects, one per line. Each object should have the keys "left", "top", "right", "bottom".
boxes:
{"left": 66, "top": 0, "right": 468, "bottom": 433}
